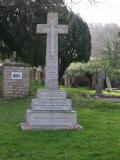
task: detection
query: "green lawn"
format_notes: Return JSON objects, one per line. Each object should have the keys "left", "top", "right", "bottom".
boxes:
{"left": 0, "top": 82, "right": 120, "bottom": 160}
{"left": 61, "top": 86, "right": 120, "bottom": 97}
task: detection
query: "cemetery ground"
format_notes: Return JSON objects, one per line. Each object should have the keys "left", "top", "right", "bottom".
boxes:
{"left": 0, "top": 82, "right": 120, "bottom": 160}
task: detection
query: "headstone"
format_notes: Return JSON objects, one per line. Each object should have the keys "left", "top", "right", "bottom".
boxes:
{"left": 30, "top": 67, "right": 36, "bottom": 81}
{"left": 35, "top": 66, "right": 45, "bottom": 83}
{"left": 36, "top": 67, "right": 41, "bottom": 81}
{"left": 21, "top": 13, "right": 80, "bottom": 130}
{"left": 96, "top": 69, "right": 105, "bottom": 96}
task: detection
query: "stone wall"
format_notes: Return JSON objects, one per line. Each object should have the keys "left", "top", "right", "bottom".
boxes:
{"left": 3, "top": 62, "right": 30, "bottom": 98}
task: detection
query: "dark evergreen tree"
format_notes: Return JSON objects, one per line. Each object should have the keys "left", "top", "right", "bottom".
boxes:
{"left": 0, "top": 0, "right": 91, "bottom": 80}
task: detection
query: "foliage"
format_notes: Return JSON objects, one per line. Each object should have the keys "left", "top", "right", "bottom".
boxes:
{"left": 65, "top": 62, "right": 90, "bottom": 77}
{"left": 89, "top": 23, "right": 120, "bottom": 59}
{"left": 59, "top": 12, "right": 91, "bottom": 80}
{"left": 66, "top": 32, "right": 120, "bottom": 89}
{"left": 0, "top": 83, "right": 120, "bottom": 159}
{"left": 0, "top": 0, "right": 91, "bottom": 80}
{"left": 102, "top": 34, "right": 120, "bottom": 80}
{"left": 65, "top": 58, "right": 102, "bottom": 77}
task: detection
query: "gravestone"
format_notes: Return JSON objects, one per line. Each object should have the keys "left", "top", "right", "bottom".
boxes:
{"left": 30, "top": 67, "right": 37, "bottom": 81}
{"left": 35, "top": 66, "right": 45, "bottom": 82}
{"left": 21, "top": 13, "right": 80, "bottom": 130}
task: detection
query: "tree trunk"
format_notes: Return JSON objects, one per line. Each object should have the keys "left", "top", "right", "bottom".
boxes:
{"left": 68, "top": 75, "right": 71, "bottom": 87}
{"left": 106, "top": 76, "right": 112, "bottom": 88}
{"left": 59, "top": 61, "right": 71, "bottom": 83}
{"left": 92, "top": 74, "right": 96, "bottom": 90}
{"left": 64, "top": 74, "right": 68, "bottom": 87}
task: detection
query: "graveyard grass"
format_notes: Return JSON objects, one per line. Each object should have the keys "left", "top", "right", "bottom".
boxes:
{"left": 0, "top": 82, "right": 120, "bottom": 160}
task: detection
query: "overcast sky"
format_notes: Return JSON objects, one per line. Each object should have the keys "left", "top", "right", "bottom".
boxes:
{"left": 64, "top": 0, "right": 120, "bottom": 26}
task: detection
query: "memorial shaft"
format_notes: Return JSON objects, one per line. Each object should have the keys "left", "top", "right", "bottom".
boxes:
{"left": 36, "top": 13, "right": 68, "bottom": 89}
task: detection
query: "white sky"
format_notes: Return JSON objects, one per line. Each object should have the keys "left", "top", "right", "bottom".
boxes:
{"left": 64, "top": 0, "right": 120, "bottom": 26}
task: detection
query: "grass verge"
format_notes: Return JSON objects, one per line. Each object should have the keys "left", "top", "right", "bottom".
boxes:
{"left": 0, "top": 82, "right": 120, "bottom": 160}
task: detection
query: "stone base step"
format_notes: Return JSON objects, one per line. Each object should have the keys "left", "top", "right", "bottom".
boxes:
{"left": 21, "top": 109, "right": 78, "bottom": 130}
{"left": 31, "top": 98, "right": 72, "bottom": 111}
{"left": 37, "top": 90, "right": 67, "bottom": 99}
{"left": 21, "top": 123, "right": 82, "bottom": 130}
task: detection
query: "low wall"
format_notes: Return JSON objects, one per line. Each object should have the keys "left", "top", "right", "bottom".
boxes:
{"left": 3, "top": 62, "right": 30, "bottom": 98}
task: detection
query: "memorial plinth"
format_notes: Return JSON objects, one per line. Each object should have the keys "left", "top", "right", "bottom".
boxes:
{"left": 21, "top": 13, "right": 80, "bottom": 130}
{"left": 21, "top": 90, "right": 78, "bottom": 130}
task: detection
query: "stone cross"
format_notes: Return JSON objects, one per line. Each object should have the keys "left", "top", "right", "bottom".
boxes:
{"left": 36, "top": 13, "right": 68, "bottom": 89}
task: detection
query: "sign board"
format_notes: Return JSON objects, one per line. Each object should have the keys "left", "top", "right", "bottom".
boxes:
{"left": 11, "top": 72, "right": 22, "bottom": 80}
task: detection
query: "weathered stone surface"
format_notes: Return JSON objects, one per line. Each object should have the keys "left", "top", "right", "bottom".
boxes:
{"left": 31, "top": 98, "right": 72, "bottom": 111}
{"left": 37, "top": 13, "right": 68, "bottom": 90}
{"left": 37, "top": 90, "right": 67, "bottom": 99}
{"left": 21, "top": 109, "right": 77, "bottom": 130}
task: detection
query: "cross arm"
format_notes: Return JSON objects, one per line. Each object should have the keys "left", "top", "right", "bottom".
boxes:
{"left": 36, "top": 24, "right": 49, "bottom": 34}
{"left": 57, "top": 25, "right": 68, "bottom": 34}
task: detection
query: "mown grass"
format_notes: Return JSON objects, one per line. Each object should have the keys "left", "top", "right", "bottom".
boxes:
{"left": 61, "top": 86, "right": 120, "bottom": 97}
{"left": 0, "top": 82, "right": 120, "bottom": 160}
